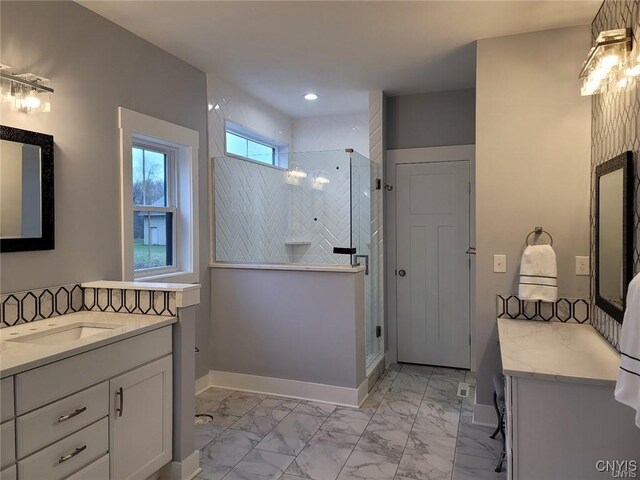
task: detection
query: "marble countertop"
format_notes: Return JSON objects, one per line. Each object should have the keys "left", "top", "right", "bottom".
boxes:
{"left": 497, "top": 318, "right": 620, "bottom": 386}
{"left": 0, "top": 311, "right": 176, "bottom": 378}
{"left": 81, "top": 280, "right": 200, "bottom": 292}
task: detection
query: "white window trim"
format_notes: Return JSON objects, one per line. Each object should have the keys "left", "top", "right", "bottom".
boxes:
{"left": 132, "top": 141, "right": 178, "bottom": 278}
{"left": 119, "top": 107, "right": 199, "bottom": 284}
{"left": 224, "top": 120, "right": 289, "bottom": 169}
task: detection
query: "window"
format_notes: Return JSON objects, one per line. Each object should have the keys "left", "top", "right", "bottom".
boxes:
{"left": 225, "top": 121, "right": 285, "bottom": 167}
{"left": 132, "top": 144, "right": 176, "bottom": 274}
{"left": 119, "top": 107, "right": 199, "bottom": 283}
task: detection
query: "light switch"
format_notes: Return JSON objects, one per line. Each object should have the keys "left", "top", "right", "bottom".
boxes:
{"left": 494, "top": 255, "right": 507, "bottom": 273}
{"left": 576, "top": 256, "right": 590, "bottom": 276}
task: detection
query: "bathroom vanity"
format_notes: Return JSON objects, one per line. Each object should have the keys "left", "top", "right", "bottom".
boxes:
{"left": 0, "top": 311, "right": 176, "bottom": 480}
{"left": 498, "top": 318, "right": 640, "bottom": 480}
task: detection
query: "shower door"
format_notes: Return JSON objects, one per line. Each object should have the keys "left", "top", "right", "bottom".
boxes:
{"left": 350, "top": 152, "right": 379, "bottom": 364}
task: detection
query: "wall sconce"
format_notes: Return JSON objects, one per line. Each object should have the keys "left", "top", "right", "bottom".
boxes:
{"left": 579, "top": 28, "right": 634, "bottom": 96}
{"left": 314, "top": 175, "right": 330, "bottom": 185}
{"left": 0, "top": 64, "right": 53, "bottom": 112}
{"left": 288, "top": 169, "right": 307, "bottom": 179}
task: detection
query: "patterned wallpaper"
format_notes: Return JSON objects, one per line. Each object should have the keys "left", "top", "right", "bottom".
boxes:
{"left": 590, "top": 0, "right": 640, "bottom": 349}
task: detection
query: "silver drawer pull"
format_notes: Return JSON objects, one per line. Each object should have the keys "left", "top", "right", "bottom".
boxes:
{"left": 58, "top": 407, "right": 87, "bottom": 423}
{"left": 58, "top": 445, "right": 86, "bottom": 464}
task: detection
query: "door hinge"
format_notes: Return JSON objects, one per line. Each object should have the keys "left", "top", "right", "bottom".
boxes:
{"left": 376, "top": 326, "right": 382, "bottom": 338}
{"left": 468, "top": 181, "right": 471, "bottom": 192}
{"left": 469, "top": 334, "right": 472, "bottom": 346}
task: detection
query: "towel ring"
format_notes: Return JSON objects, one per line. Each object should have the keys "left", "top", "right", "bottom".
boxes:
{"left": 525, "top": 227, "right": 553, "bottom": 246}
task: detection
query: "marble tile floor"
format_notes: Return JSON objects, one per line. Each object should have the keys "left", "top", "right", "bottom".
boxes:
{"left": 194, "top": 365, "right": 506, "bottom": 480}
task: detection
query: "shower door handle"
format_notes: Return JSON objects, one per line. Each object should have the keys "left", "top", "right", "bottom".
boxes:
{"left": 353, "top": 254, "right": 369, "bottom": 275}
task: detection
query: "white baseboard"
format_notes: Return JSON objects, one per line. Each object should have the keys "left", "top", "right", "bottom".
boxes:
{"left": 357, "top": 377, "right": 369, "bottom": 406}
{"left": 159, "top": 450, "right": 201, "bottom": 480}
{"left": 195, "top": 371, "right": 211, "bottom": 395}
{"left": 473, "top": 400, "right": 497, "bottom": 427}
{"left": 199, "top": 370, "right": 367, "bottom": 408}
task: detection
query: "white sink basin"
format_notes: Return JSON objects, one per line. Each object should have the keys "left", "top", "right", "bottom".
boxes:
{"left": 6, "top": 322, "right": 124, "bottom": 346}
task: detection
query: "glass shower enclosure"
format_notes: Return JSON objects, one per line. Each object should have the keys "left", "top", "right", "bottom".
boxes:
{"left": 213, "top": 149, "right": 381, "bottom": 364}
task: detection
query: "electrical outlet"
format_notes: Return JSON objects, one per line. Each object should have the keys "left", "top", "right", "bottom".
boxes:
{"left": 494, "top": 254, "right": 507, "bottom": 273}
{"left": 576, "top": 256, "right": 590, "bottom": 276}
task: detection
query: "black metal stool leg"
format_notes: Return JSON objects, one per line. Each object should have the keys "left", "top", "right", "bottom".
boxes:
{"left": 495, "top": 450, "right": 506, "bottom": 473}
{"left": 493, "top": 409, "right": 506, "bottom": 472}
{"left": 491, "top": 373, "right": 507, "bottom": 473}
{"left": 490, "top": 390, "right": 500, "bottom": 439}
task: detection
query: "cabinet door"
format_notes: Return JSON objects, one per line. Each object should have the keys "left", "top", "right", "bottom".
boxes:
{"left": 109, "top": 355, "right": 172, "bottom": 480}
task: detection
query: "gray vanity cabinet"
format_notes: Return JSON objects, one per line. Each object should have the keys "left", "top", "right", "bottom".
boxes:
{"left": 109, "top": 355, "right": 173, "bottom": 480}
{"left": 0, "top": 376, "right": 15, "bottom": 480}
{"left": 0, "top": 326, "right": 173, "bottom": 480}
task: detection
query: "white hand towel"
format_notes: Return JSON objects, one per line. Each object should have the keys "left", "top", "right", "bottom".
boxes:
{"left": 615, "top": 273, "right": 640, "bottom": 428}
{"left": 518, "top": 245, "right": 558, "bottom": 302}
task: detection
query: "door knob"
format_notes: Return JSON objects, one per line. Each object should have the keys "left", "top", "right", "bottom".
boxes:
{"left": 398, "top": 269, "right": 406, "bottom": 277}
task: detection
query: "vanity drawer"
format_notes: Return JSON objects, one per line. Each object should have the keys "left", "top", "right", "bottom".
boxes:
{"left": 18, "top": 417, "right": 108, "bottom": 480}
{"left": 1, "top": 378, "right": 14, "bottom": 422}
{"left": 15, "top": 326, "right": 172, "bottom": 414}
{"left": 0, "top": 465, "right": 16, "bottom": 480}
{"left": 0, "top": 421, "right": 15, "bottom": 469}
{"left": 17, "top": 382, "right": 108, "bottom": 458}
{"left": 65, "top": 453, "right": 108, "bottom": 480}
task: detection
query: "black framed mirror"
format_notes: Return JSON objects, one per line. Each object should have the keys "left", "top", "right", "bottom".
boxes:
{"left": 595, "top": 150, "right": 634, "bottom": 323}
{"left": 0, "top": 125, "right": 54, "bottom": 252}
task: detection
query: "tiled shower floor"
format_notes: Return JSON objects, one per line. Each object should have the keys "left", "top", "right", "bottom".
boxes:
{"left": 194, "top": 364, "right": 506, "bottom": 480}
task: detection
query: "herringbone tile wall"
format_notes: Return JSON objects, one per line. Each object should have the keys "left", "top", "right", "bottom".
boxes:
{"left": 288, "top": 151, "right": 352, "bottom": 265}
{"left": 214, "top": 151, "right": 366, "bottom": 265}
{"left": 214, "top": 157, "right": 292, "bottom": 264}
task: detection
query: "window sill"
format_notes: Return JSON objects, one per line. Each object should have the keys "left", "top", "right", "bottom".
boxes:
{"left": 135, "top": 270, "right": 199, "bottom": 284}
{"left": 223, "top": 152, "right": 287, "bottom": 172}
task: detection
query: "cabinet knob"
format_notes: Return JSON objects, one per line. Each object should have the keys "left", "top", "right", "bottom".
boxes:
{"left": 398, "top": 269, "right": 406, "bottom": 277}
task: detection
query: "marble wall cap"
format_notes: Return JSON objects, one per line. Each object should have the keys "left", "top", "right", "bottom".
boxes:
{"left": 82, "top": 281, "right": 200, "bottom": 308}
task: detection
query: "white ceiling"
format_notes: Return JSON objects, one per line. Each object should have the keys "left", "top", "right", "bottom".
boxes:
{"left": 79, "top": 1, "right": 600, "bottom": 118}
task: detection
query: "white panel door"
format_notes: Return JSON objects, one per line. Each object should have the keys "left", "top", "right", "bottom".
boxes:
{"left": 396, "top": 161, "right": 470, "bottom": 368}
{"left": 110, "top": 355, "right": 172, "bottom": 480}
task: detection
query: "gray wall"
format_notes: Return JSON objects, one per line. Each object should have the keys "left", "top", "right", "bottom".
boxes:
{"left": 210, "top": 268, "right": 365, "bottom": 389}
{"left": 475, "top": 26, "right": 591, "bottom": 406}
{"left": 0, "top": 1, "right": 211, "bottom": 377}
{"left": 386, "top": 89, "right": 475, "bottom": 150}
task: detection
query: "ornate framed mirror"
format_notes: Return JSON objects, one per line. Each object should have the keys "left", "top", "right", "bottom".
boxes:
{"left": 0, "top": 125, "right": 54, "bottom": 252}
{"left": 595, "top": 150, "right": 633, "bottom": 323}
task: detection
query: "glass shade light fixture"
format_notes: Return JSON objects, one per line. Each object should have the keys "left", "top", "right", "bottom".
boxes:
{"left": 0, "top": 64, "right": 53, "bottom": 112}
{"left": 579, "top": 28, "right": 633, "bottom": 96}
{"left": 314, "top": 175, "right": 330, "bottom": 185}
{"left": 288, "top": 168, "right": 307, "bottom": 179}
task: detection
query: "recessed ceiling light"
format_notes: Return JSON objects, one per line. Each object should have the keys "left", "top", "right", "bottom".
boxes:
{"left": 304, "top": 93, "right": 318, "bottom": 101}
